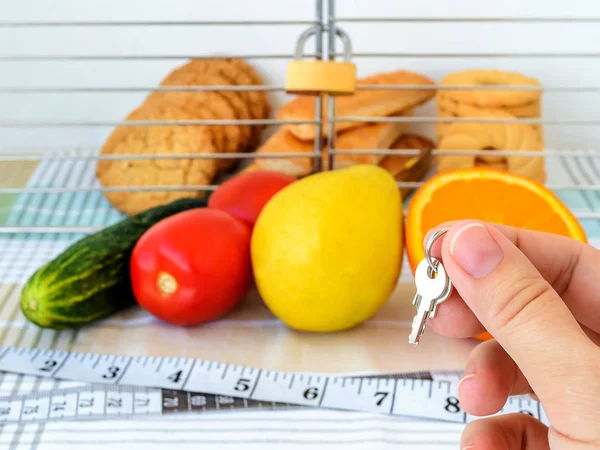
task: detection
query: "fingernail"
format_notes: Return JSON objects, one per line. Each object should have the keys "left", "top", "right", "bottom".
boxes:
{"left": 461, "top": 446, "right": 475, "bottom": 450}
{"left": 457, "top": 373, "right": 475, "bottom": 394}
{"left": 449, "top": 223, "right": 503, "bottom": 279}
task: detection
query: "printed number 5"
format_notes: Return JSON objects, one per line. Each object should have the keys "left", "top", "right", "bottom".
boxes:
{"left": 234, "top": 378, "right": 251, "bottom": 392}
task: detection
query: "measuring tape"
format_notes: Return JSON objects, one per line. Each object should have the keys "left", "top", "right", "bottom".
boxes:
{"left": 0, "top": 345, "right": 549, "bottom": 425}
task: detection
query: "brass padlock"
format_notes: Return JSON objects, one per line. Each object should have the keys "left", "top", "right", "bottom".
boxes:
{"left": 285, "top": 26, "right": 356, "bottom": 96}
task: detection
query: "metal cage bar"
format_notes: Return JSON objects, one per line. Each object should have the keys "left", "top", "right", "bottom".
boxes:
{"left": 312, "top": 0, "right": 325, "bottom": 173}
{"left": 1, "top": 0, "right": 600, "bottom": 237}
{"left": 326, "top": 0, "right": 337, "bottom": 171}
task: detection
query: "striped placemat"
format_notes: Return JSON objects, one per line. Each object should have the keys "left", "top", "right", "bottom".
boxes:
{"left": 1, "top": 154, "right": 600, "bottom": 284}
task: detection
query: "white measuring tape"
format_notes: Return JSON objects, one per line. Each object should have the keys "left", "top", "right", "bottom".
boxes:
{"left": 0, "top": 346, "right": 549, "bottom": 425}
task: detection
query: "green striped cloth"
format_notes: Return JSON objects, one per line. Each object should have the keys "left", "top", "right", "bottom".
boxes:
{"left": 1, "top": 156, "right": 599, "bottom": 284}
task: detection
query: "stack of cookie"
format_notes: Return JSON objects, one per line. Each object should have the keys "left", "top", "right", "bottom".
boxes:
{"left": 435, "top": 69, "right": 545, "bottom": 184}
{"left": 245, "top": 68, "right": 437, "bottom": 191}
{"left": 97, "top": 58, "right": 271, "bottom": 216}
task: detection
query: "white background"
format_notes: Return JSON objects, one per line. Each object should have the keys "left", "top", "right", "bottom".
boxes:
{"left": 1, "top": 0, "right": 600, "bottom": 152}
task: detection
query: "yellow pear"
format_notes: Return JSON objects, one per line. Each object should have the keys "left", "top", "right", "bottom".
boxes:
{"left": 251, "top": 165, "right": 403, "bottom": 332}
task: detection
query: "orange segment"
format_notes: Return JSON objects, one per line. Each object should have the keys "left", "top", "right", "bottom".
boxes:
{"left": 405, "top": 167, "right": 587, "bottom": 342}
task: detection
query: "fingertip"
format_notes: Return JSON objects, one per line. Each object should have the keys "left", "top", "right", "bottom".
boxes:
{"left": 461, "top": 414, "right": 549, "bottom": 450}
{"left": 461, "top": 419, "right": 511, "bottom": 450}
{"left": 456, "top": 340, "right": 522, "bottom": 417}
{"left": 457, "top": 372, "right": 476, "bottom": 403}
{"left": 440, "top": 219, "right": 505, "bottom": 281}
{"left": 457, "top": 365, "right": 510, "bottom": 417}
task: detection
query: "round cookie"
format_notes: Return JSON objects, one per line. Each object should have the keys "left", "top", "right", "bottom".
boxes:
{"left": 220, "top": 58, "right": 271, "bottom": 120}
{"left": 436, "top": 120, "right": 544, "bottom": 182}
{"left": 436, "top": 106, "right": 513, "bottom": 164}
{"left": 473, "top": 156, "right": 546, "bottom": 184}
{"left": 436, "top": 97, "right": 543, "bottom": 145}
{"left": 161, "top": 58, "right": 270, "bottom": 147}
{"left": 97, "top": 102, "right": 218, "bottom": 215}
{"left": 437, "top": 95, "right": 540, "bottom": 119}
{"left": 146, "top": 74, "right": 243, "bottom": 159}
{"left": 146, "top": 95, "right": 227, "bottom": 154}
{"left": 439, "top": 69, "right": 542, "bottom": 107}
{"left": 215, "top": 58, "right": 270, "bottom": 147}
{"left": 503, "top": 100, "right": 541, "bottom": 118}
{"left": 163, "top": 58, "right": 270, "bottom": 122}
{"left": 158, "top": 70, "right": 252, "bottom": 152}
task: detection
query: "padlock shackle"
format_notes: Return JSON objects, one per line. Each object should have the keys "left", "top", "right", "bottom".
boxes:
{"left": 294, "top": 25, "right": 352, "bottom": 61}
{"left": 294, "top": 25, "right": 322, "bottom": 60}
{"left": 334, "top": 27, "right": 352, "bottom": 62}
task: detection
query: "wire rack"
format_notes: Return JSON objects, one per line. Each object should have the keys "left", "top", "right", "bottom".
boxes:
{"left": 1, "top": 0, "right": 600, "bottom": 284}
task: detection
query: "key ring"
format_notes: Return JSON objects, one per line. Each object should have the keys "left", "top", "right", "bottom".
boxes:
{"left": 424, "top": 227, "right": 450, "bottom": 277}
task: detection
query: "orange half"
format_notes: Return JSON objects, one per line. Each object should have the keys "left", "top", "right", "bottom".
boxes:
{"left": 405, "top": 167, "right": 587, "bottom": 340}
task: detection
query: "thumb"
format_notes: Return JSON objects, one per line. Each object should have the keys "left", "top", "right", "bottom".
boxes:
{"left": 440, "top": 221, "right": 600, "bottom": 439}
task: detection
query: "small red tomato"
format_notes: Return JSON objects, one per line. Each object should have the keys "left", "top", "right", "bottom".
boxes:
{"left": 208, "top": 170, "right": 296, "bottom": 229}
{"left": 130, "top": 208, "right": 252, "bottom": 326}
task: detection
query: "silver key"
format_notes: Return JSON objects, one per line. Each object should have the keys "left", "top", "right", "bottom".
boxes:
{"left": 408, "top": 258, "right": 452, "bottom": 346}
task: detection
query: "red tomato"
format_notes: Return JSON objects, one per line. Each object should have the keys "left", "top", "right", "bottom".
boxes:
{"left": 130, "top": 208, "right": 252, "bottom": 326}
{"left": 208, "top": 170, "right": 296, "bottom": 229}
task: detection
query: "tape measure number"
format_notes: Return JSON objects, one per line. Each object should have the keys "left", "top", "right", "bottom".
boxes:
{"left": 0, "top": 385, "right": 284, "bottom": 423}
{"left": 0, "top": 346, "right": 549, "bottom": 425}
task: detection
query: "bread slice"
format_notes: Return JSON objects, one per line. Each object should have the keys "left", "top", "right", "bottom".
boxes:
{"left": 247, "top": 127, "right": 315, "bottom": 177}
{"left": 276, "top": 69, "right": 435, "bottom": 140}
{"left": 328, "top": 113, "right": 411, "bottom": 169}
{"left": 378, "top": 133, "right": 434, "bottom": 199}
{"left": 250, "top": 110, "right": 413, "bottom": 176}
{"left": 379, "top": 133, "right": 434, "bottom": 178}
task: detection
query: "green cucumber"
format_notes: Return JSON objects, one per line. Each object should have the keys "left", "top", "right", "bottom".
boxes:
{"left": 20, "top": 197, "right": 209, "bottom": 329}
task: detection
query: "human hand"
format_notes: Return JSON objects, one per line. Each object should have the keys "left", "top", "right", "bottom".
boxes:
{"left": 425, "top": 220, "right": 600, "bottom": 450}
